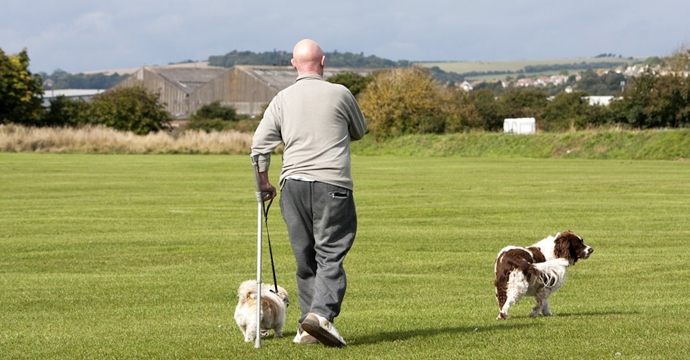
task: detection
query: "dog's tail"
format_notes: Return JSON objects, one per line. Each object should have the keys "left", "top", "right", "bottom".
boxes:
{"left": 237, "top": 280, "right": 257, "bottom": 304}
{"left": 508, "top": 258, "right": 569, "bottom": 288}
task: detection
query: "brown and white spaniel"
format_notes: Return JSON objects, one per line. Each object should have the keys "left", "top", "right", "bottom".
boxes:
{"left": 494, "top": 231, "right": 593, "bottom": 320}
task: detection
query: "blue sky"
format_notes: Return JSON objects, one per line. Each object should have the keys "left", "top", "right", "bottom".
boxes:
{"left": 2, "top": 0, "right": 689, "bottom": 74}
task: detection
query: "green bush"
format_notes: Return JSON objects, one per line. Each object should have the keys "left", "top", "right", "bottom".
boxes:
{"left": 185, "top": 101, "right": 254, "bottom": 133}
{"left": 193, "top": 101, "right": 237, "bottom": 121}
{"left": 43, "top": 96, "right": 90, "bottom": 127}
{"left": 327, "top": 72, "right": 374, "bottom": 96}
{"left": 86, "top": 86, "right": 171, "bottom": 135}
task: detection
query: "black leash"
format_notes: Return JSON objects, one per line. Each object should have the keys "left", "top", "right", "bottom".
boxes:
{"left": 260, "top": 196, "right": 279, "bottom": 294}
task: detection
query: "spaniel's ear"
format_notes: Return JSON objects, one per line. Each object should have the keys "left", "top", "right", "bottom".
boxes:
{"left": 553, "top": 235, "right": 573, "bottom": 261}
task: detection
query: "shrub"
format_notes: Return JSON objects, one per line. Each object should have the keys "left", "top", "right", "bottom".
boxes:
{"left": 184, "top": 101, "right": 257, "bottom": 133}
{"left": 540, "top": 91, "right": 591, "bottom": 131}
{"left": 86, "top": 86, "right": 171, "bottom": 135}
{"left": 327, "top": 72, "right": 373, "bottom": 96}
{"left": 358, "top": 67, "right": 450, "bottom": 139}
{"left": 193, "top": 101, "right": 237, "bottom": 121}
{"left": 43, "top": 96, "right": 90, "bottom": 127}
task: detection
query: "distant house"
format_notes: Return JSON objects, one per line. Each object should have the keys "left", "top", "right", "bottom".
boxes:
{"left": 550, "top": 75, "right": 569, "bottom": 85}
{"left": 534, "top": 76, "right": 550, "bottom": 86}
{"left": 111, "top": 65, "right": 374, "bottom": 119}
{"left": 515, "top": 78, "right": 534, "bottom": 87}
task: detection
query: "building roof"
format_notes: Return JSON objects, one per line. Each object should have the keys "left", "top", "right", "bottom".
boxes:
{"left": 234, "top": 65, "right": 377, "bottom": 92}
{"left": 235, "top": 65, "right": 297, "bottom": 93}
{"left": 145, "top": 66, "right": 230, "bottom": 94}
{"left": 42, "top": 89, "right": 105, "bottom": 107}
{"left": 110, "top": 64, "right": 377, "bottom": 118}
{"left": 43, "top": 89, "right": 105, "bottom": 99}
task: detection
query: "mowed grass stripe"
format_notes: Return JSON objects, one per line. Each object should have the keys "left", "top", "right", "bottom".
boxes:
{"left": 1, "top": 153, "right": 689, "bottom": 359}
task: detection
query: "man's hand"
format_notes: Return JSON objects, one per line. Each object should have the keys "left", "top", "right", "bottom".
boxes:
{"left": 258, "top": 171, "right": 276, "bottom": 201}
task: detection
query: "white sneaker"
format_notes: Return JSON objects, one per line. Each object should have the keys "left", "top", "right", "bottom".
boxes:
{"left": 292, "top": 326, "right": 319, "bottom": 345}
{"left": 300, "top": 312, "right": 346, "bottom": 347}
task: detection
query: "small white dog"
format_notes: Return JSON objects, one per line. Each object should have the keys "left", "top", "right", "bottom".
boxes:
{"left": 234, "top": 280, "right": 289, "bottom": 342}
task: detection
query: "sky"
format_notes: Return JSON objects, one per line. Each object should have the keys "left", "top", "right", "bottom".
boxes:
{"left": 2, "top": 0, "right": 689, "bottom": 74}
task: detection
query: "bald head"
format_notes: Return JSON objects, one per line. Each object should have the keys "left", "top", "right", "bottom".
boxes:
{"left": 291, "top": 39, "right": 325, "bottom": 76}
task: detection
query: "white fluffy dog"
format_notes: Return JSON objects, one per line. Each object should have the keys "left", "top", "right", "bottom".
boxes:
{"left": 234, "top": 280, "right": 289, "bottom": 342}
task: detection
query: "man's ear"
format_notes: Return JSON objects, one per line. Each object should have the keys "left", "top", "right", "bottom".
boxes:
{"left": 320, "top": 55, "right": 325, "bottom": 67}
{"left": 291, "top": 58, "right": 296, "bottom": 70}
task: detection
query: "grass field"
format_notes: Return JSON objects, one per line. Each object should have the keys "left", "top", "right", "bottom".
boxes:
{"left": 1, "top": 153, "right": 689, "bottom": 359}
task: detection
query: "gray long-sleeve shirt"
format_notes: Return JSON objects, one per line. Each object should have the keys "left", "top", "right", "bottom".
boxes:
{"left": 251, "top": 73, "right": 367, "bottom": 190}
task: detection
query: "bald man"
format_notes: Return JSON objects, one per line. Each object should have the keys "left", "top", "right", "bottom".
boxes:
{"left": 250, "top": 39, "right": 367, "bottom": 347}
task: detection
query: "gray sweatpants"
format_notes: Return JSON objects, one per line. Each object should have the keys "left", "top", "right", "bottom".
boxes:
{"left": 279, "top": 179, "right": 357, "bottom": 323}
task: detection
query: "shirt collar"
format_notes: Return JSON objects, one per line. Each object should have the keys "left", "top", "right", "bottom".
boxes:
{"left": 295, "top": 73, "right": 323, "bottom": 82}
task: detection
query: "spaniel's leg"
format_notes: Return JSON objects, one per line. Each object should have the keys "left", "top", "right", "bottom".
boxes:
{"left": 496, "top": 287, "right": 509, "bottom": 320}
{"left": 530, "top": 289, "right": 551, "bottom": 317}
{"left": 541, "top": 298, "right": 553, "bottom": 316}
{"left": 498, "top": 277, "right": 525, "bottom": 320}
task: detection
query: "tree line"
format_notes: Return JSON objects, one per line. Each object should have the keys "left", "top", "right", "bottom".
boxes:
{"left": 207, "top": 49, "right": 412, "bottom": 69}
{"left": 38, "top": 69, "right": 128, "bottom": 90}
{"left": 3, "top": 47, "right": 689, "bottom": 138}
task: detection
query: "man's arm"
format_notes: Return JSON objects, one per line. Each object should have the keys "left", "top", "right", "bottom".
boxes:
{"left": 346, "top": 93, "right": 367, "bottom": 141}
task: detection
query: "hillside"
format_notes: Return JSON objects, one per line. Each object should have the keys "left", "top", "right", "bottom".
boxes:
{"left": 418, "top": 56, "right": 648, "bottom": 81}
{"left": 51, "top": 52, "right": 652, "bottom": 91}
{"left": 351, "top": 129, "right": 689, "bottom": 161}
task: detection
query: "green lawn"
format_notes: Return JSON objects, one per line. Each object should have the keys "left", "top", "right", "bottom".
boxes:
{"left": 1, "top": 153, "right": 689, "bottom": 359}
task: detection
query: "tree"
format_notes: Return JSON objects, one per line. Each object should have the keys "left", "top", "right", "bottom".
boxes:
{"left": 576, "top": 70, "right": 626, "bottom": 95}
{"left": 612, "top": 71, "right": 690, "bottom": 128}
{"left": 0, "top": 48, "right": 44, "bottom": 125}
{"left": 38, "top": 69, "right": 128, "bottom": 90}
{"left": 498, "top": 88, "right": 549, "bottom": 121}
{"left": 43, "top": 96, "right": 90, "bottom": 127}
{"left": 469, "top": 88, "right": 506, "bottom": 131}
{"left": 327, "top": 72, "right": 373, "bottom": 97}
{"left": 86, "top": 86, "right": 171, "bottom": 135}
{"left": 444, "top": 90, "right": 482, "bottom": 133}
{"left": 358, "top": 67, "right": 449, "bottom": 139}
{"left": 445, "top": 88, "right": 505, "bottom": 132}
{"left": 540, "top": 91, "right": 591, "bottom": 131}
{"left": 610, "top": 46, "right": 690, "bottom": 129}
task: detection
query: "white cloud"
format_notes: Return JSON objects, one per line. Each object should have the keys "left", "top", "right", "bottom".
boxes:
{"left": 2, "top": 0, "right": 690, "bottom": 73}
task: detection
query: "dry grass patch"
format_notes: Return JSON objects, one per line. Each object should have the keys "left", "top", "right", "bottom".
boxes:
{"left": 0, "top": 124, "right": 253, "bottom": 154}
